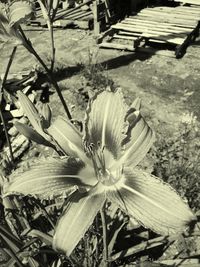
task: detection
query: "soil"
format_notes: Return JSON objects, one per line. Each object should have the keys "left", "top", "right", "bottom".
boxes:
{"left": 1, "top": 27, "right": 200, "bottom": 138}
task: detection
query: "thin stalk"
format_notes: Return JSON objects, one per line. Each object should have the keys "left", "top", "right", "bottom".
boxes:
{"left": 0, "top": 109, "right": 14, "bottom": 163}
{"left": 1, "top": 46, "right": 17, "bottom": 87}
{"left": 49, "top": 20, "right": 55, "bottom": 72}
{"left": 4, "top": 248, "right": 24, "bottom": 267}
{"left": 18, "top": 26, "right": 72, "bottom": 120}
{"left": 34, "top": 198, "right": 55, "bottom": 228}
{"left": 100, "top": 203, "right": 109, "bottom": 267}
{"left": 0, "top": 46, "right": 17, "bottom": 164}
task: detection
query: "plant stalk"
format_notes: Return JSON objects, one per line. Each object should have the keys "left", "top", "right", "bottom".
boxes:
{"left": 0, "top": 46, "right": 17, "bottom": 164}
{"left": 18, "top": 26, "right": 72, "bottom": 120}
{"left": 0, "top": 109, "right": 14, "bottom": 164}
{"left": 100, "top": 203, "right": 109, "bottom": 267}
{"left": 49, "top": 20, "right": 55, "bottom": 72}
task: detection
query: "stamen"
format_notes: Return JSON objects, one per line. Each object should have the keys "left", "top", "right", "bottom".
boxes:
{"left": 84, "top": 141, "right": 122, "bottom": 186}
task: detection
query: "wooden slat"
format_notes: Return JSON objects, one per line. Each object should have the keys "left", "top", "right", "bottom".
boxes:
{"left": 112, "top": 24, "right": 185, "bottom": 44}
{"left": 177, "top": 5, "right": 200, "bottom": 11}
{"left": 124, "top": 19, "right": 191, "bottom": 33}
{"left": 113, "top": 23, "right": 184, "bottom": 37}
{"left": 133, "top": 13, "right": 197, "bottom": 26}
{"left": 140, "top": 8, "right": 199, "bottom": 21}
{"left": 99, "top": 4, "right": 200, "bottom": 57}
{"left": 174, "top": 0, "right": 200, "bottom": 5}
{"left": 121, "top": 21, "right": 188, "bottom": 37}
{"left": 99, "top": 42, "right": 175, "bottom": 57}
{"left": 153, "top": 6, "right": 200, "bottom": 16}
{"left": 64, "top": 10, "right": 92, "bottom": 20}
{"left": 127, "top": 17, "right": 195, "bottom": 29}
{"left": 113, "top": 34, "right": 139, "bottom": 40}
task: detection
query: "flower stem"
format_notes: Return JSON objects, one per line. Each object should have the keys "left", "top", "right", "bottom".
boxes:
{"left": 0, "top": 46, "right": 17, "bottom": 164}
{"left": 18, "top": 26, "right": 72, "bottom": 120}
{"left": 100, "top": 202, "right": 109, "bottom": 267}
{"left": 49, "top": 20, "right": 55, "bottom": 72}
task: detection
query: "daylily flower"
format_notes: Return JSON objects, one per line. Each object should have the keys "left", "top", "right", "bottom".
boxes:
{"left": 5, "top": 89, "right": 195, "bottom": 256}
{"left": 0, "top": 1, "right": 33, "bottom": 47}
{"left": 15, "top": 91, "right": 54, "bottom": 148}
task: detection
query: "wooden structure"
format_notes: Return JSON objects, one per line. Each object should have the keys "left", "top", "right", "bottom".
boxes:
{"left": 98, "top": 1, "right": 200, "bottom": 58}
{"left": 28, "top": 0, "right": 94, "bottom": 30}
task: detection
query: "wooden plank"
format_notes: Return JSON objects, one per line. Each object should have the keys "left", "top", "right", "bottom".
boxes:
{"left": 112, "top": 24, "right": 185, "bottom": 44}
{"left": 113, "top": 23, "right": 185, "bottom": 37}
{"left": 121, "top": 22, "right": 188, "bottom": 37}
{"left": 55, "top": 0, "right": 93, "bottom": 21}
{"left": 63, "top": 10, "right": 85, "bottom": 19}
{"left": 113, "top": 34, "right": 139, "bottom": 40}
{"left": 65, "top": 10, "right": 92, "bottom": 20}
{"left": 127, "top": 17, "right": 195, "bottom": 29}
{"left": 174, "top": 0, "right": 200, "bottom": 5}
{"left": 139, "top": 8, "right": 198, "bottom": 20}
{"left": 153, "top": 6, "right": 200, "bottom": 15}
{"left": 177, "top": 5, "right": 200, "bottom": 11}
{"left": 134, "top": 13, "right": 197, "bottom": 26}
{"left": 93, "top": 0, "right": 101, "bottom": 36}
{"left": 99, "top": 42, "right": 175, "bottom": 57}
{"left": 118, "top": 30, "right": 145, "bottom": 37}
{"left": 123, "top": 19, "right": 191, "bottom": 33}
{"left": 120, "top": 23, "right": 187, "bottom": 39}
{"left": 140, "top": 8, "right": 199, "bottom": 21}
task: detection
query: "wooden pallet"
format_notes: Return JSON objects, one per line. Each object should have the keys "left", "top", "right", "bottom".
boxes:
{"left": 28, "top": 0, "right": 94, "bottom": 30}
{"left": 99, "top": 4, "right": 200, "bottom": 58}
{"left": 173, "top": 0, "right": 200, "bottom": 5}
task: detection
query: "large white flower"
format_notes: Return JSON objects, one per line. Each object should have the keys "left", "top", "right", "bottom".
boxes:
{"left": 5, "top": 89, "right": 195, "bottom": 256}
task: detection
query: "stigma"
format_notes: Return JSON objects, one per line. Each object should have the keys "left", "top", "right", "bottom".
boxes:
{"left": 85, "top": 142, "right": 121, "bottom": 186}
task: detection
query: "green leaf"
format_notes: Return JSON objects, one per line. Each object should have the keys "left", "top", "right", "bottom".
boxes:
{"left": 53, "top": 184, "right": 105, "bottom": 256}
{"left": 108, "top": 167, "right": 195, "bottom": 235}
{"left": 0, "top": 8, "right": 23, "bottom": 44}
{"left": 9, "top": 0, "right": 34, "bottom": 27}
{"left": 15, "top": 121, "right": 51, "bottom": 146}
{"left": 41, "top": 103, "right": 51, "bottom": 128}
{"left": 37, "top": 0, "right": 51, "bottom": 30}
{"left": 5, "top": 158, "right": 94, "bottom": 198}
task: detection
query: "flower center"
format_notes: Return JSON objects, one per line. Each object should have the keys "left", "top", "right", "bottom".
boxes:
{"left": 85, "top": 143, "right": 120, "bottom": 186}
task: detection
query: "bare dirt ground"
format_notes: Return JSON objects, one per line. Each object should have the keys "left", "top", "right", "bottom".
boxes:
{"left": 1, "top": 27, "right": 200, "bottom": 138}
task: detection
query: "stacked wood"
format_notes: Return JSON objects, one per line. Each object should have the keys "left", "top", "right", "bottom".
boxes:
{"left": 99, "top": 4, "right": 200, "bottom": 58}
{"left": 0, "top": 71, "right": 38, "bottom": 173}
{"left": 27, "top": 0, "right": 94, "bottom": 30}
{"left": 173, "top": 0, "right": 200, "bottom": 5}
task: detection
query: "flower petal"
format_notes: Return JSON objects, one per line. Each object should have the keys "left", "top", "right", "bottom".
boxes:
{"left": 48, "top": 117, "right": 88, "bottom": 162}
{"left": 84, "top": 90, "right": 128, "bottom": 159}
{"left": 4, "top": 158, "right": 95, "bottom": 198}
{"left": 0, "top": 8, "right": 22, "bottom": 44}
{"left": 107, "top": 167, "right": 195, "bottom": 236}
{"left": 8, "top": 0, "right": 33, "bottom": 27}
{"left": 115, "top": 111, "right": 155, "bottom": 168}
{"left": 53, "top": 184, "right": 105, "bottom": 256}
